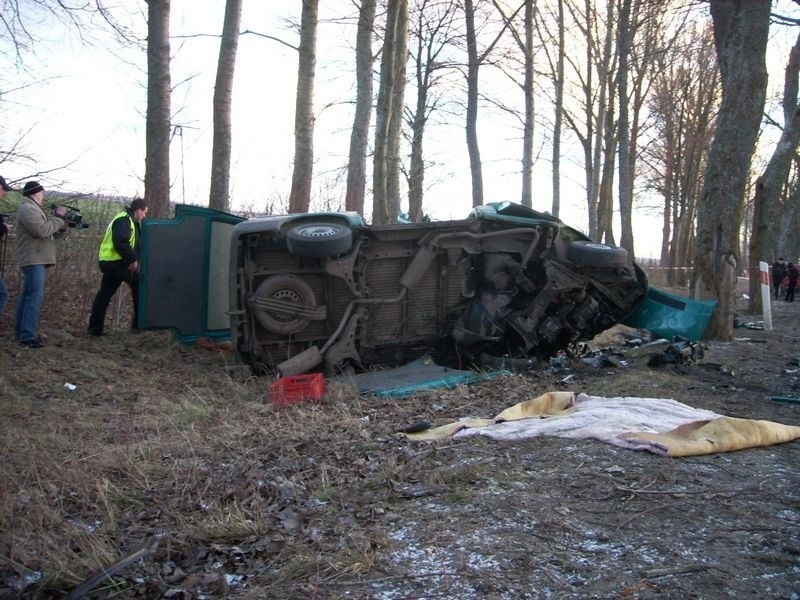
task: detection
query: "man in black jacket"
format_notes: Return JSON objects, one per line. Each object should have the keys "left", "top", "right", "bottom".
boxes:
{"left": 86, "top": 199, "right": 148, "bottom": 336}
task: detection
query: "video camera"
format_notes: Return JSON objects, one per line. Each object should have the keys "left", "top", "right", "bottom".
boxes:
{"left": 51, "top": 204, "right": 89, "bottom": 229}
{"left": 0, "top": 212, "right": 9, "bottom": 227}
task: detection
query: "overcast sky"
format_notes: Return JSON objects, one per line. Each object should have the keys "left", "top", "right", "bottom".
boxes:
{"left": 2, "top": 1, "right": 799, "bottom": 259}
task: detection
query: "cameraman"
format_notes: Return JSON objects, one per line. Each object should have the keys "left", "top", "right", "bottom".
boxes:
{"left": 0, "top": 175, "right": 11, "bottom": 316}
{"left": 87, "top": 199, "right": 148, "bottom": 336}
{"left": 14, "top": 181, "right": 67, "bottom": 348}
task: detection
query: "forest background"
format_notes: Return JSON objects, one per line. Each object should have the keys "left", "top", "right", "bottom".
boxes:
{"left": 2, "top": 0, "right": 800, "bottom": 339}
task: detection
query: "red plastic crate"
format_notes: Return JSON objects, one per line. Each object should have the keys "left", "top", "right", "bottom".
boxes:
{"left": 270, "top": 373, "right": 325, "bottom": 406}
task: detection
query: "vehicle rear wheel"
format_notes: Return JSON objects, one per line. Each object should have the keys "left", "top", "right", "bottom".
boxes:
{"left": 287, "top": 222, "right": 352, "bottom": 256}
{"left": 253, "top": 274, "right": 317, "bottom": 335}
{"left": 567, "top": 241, "right": 629, "bottom": 268}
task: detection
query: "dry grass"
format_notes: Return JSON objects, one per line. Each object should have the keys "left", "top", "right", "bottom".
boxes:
{"left": 0, "top": 327, "right": 392, "bottom": 595}
{"left": 0, "top": 218, "right": 383, "bottom": 595}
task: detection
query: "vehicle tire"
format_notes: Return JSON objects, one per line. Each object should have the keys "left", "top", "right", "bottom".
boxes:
{"left": 567, "top": 240, "right": 629, "bottom": 268}
{"left": 253, "top": 274, "right": 317, "bottom": 335}
{"left": 287, "top": 222, "right": 352, "bottom": 257}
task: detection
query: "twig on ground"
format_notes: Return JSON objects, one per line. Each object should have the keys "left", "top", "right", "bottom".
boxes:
{"left": 642, "top": 563, "right": 726, "bottom": 578}
{"left": 65, "top": 537, "right": 161, "bottom": 600}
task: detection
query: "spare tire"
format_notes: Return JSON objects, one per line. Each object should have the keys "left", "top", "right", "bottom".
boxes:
{"left": 567, "top": 241, "right": 629, "bottom": 268}
{"left": 287, "top": 222, "right": 352, "bottom": 257}
{"left": 253, "top": 274, "right": 317, "bottom": 335}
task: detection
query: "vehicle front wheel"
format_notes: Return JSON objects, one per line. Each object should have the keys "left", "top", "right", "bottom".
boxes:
{"left": 567, "top": 240, "right": 629, "bottom": 268}
{"left": 287, "top": 222, "right": 353, "bottom": 257}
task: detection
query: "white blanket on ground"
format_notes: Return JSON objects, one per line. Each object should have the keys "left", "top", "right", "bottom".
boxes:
{"left": 403, "top": 392, "right": 800, "bottom": 456}
{"left": 455, "top": 393, "right": 719, "bottom": 444}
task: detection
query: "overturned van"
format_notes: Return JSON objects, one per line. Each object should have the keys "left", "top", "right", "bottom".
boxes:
{"left": 140, "top": 202, "right": 648, "bottom": 376}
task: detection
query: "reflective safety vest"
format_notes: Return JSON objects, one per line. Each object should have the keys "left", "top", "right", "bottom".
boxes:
{"left": 98, "top": 211, "right": 136, "bottom": 261}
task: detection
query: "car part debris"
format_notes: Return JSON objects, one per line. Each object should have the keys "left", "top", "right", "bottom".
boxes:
{"left": 647, "top": 337, "right": 705, "bottom": 367}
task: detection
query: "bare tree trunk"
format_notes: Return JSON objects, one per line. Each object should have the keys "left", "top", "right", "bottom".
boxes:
{"left": 589, "top": 0, "right": 614, "bottom": 241}
{"left": 464, "top": 0, "right": 483, "bottom": 207}
{"left": 407, "top": 1, "right": 428, "bottom": 223}
{"left": 145, "top": 0, "right": 171, "bottom": 218}
{"left": 616, "top": 0, "right": 633, "bottom": 253}
{"left": 552, "top": 0, "right": 564, "bottom": 218}
{"left": 373, "top": 0, "right": 408, "bottom": 225}
{"left": 692, "top": 0, "right": 770, "bottom": 340}
{"left": 748, "top": 31, "right": 800, "bottom": 313}
{"left": 597, "top": 106, "right": 617, "bottom": 246}
{"left": 386, "top": 1, "right": 408, "bottom": 222}
{"left": 289, "top": 0, "right": 318, "bottom": 214}
{"left": 408, "top": 75, "right": 427, "bottom": 222}
{"left": 345, "top": 0, "right": 376, "bottom": 215}
{"left": 208, "top": 0, "right": 242, "bottom": 213}
{"left": 520, "top": 0, "right": 535, "bottom": 208}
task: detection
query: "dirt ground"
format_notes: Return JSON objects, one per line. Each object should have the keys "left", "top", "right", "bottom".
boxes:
{"left": 1, "top": 291, "right": 799, "bottom": 599}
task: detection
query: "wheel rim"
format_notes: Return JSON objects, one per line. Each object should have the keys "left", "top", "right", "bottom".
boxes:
{"left": 298, "top": 225, "right": 340, "bottom": 239}
{"left": 269, "top": 288, "right": 304, "bottom": 323}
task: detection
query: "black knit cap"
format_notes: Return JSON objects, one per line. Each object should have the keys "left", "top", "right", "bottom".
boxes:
{"left": 130, "top": 198, "right": 147, "bottom": 211}
{"left": 22, "top": 181, "right": 44, "bottom": 197}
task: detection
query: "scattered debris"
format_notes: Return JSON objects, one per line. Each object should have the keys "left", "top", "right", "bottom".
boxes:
{"left": 733, "top": 315, "right": 765, "bottom": 329}
{"left": 478, "top": 352, "right": 537, "bottom": 372}
{"left": 770, "top": 396, "right": 800, "bottom": 405}
{"left": 581, "top": 351, "right": 627, "bottom": 368}
{"left": 556, "top": 374, "right": 576, "bottom": 386}
{"left": 619, "top": 329, "right": 652, "bottom": 346}
{"left": 698, "top": 363, "right": 735, "bottom": 377}
{"left": 647, "top": 337, "right": 705, "bottom": 367}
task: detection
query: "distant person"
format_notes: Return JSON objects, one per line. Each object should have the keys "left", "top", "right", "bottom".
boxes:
{"left": 0, "top": 176, "right": 12, "bottom": 316}
{"left": 772, "top": 257, "right": 788, "bottom": 300}
{"left": 87, "top": 199, "right": 148, "bottom": 336}
{"left": 785, "top": 262, "right": 799, "bottom": 303}
{"left": 14, "top": 181, "right": 67, "bottom": 348}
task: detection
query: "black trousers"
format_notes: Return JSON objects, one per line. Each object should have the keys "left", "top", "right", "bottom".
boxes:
{"left": 88, "top": 265, "right": 139, "bottom": 334}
